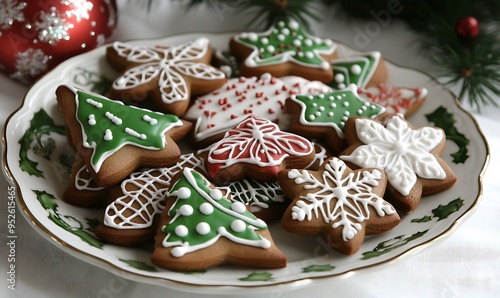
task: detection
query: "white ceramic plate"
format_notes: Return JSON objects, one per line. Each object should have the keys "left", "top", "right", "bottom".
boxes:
{"left": 2, "top": 32, "right": 489, "bottom": 294}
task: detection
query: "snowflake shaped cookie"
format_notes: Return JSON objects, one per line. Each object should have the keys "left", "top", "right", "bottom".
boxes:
{"left": 201, "top": 115, "right": 314, "bottom": 183}
{"left": 230, "top": 17, "right": 337, "bottom": 83}
{"left": 107, "top": 37, "right": 226, "bottom": 116}
{"left": 340, "top": 115, "right": 457, "bottom": 213}
{"left": 278, "top": 157, "right": 400, "bottom": 255}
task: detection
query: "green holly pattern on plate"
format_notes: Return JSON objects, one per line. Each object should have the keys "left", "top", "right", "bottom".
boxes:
{"left": 362, "top": 230, "right": 428, "bottom": 260}
{"left": 425, "top": 106, "right": 470, "bottom": 164}
{"left": 412, "top": 198, "right": 465, "bottom": 223}
{"left": 119, "top": 259, "right": 157, "bottom": 272}
{"left": 303, "top": 264, "right": 336, "bottom": 273}
{"left": 239, "top": 272, "right": 273, "bottom": 282}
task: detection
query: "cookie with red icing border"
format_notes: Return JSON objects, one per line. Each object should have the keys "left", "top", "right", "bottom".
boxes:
{"left": 278, "top": 157, "right": 400, "bottom": 255}
{"left": 230, "top": 17, "right": 337, "bottom": 83}
{"left": 285, "top": 84, "right": 386, "bottom": 154}
{"left": 152, "top": 167, "right": 287, "bottom": 271}
{"left": 340, "top": 114, "right": 457, "bottom": 213}
{"left": 358, "top": 82, "right": 428, "bottom": 117}
{"left": 56, "top": 85, "right": 191, "bottom": 187}
{"left": 199, "top": 115, "right": 315, "bottom": 184}
{"left": 106, "top": 37, "right": 226, "bottom": 116}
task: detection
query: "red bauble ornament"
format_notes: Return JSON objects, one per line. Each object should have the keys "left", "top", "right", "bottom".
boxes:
{"left": 0, "top": 0, "right": 117, "bottom": 84}
{"left": 456, "top": 16, "right": 480, "bottom": 38}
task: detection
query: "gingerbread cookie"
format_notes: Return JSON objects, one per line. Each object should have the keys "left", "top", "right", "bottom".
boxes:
{"left": 286, "top": 84, "right": 386, "bottom": 154}
{"left": 278, "top": 157, "right": 400, "bottom": 255}
{"left": 329, "top": 51, "right": 387, "bottom": 90}
{"left": 340, "top": 114, "right": 457, "bottom": 213}
{"left": 95, "top": 153, "right": 205, "bottom": 246}
{"left": 358, "top": 82, "right": 427, "bottom": 117}
{"left": 184, "top": 73, "right": 331, "bottom": 148}
{"left": 230, "top": 17, "right": 337, "bottom": 83}
{"left": 151, "top": 167, "right": 287, "bottom": 271}
{"left": 107, "top": 37, "right": 227, "bottom": 116}
{"left": 56, "top": 85, "right": 191, "bottom": 187}
{"left": 199, "top": 115, "right": 315, "bottom": 184}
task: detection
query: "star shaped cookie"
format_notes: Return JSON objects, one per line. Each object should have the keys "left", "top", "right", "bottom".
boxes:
{"left": 230, "top": 17, "right": 337, "bottom": 83}
{"left": 278, "top": 157, "right": 400, "bottom": 255}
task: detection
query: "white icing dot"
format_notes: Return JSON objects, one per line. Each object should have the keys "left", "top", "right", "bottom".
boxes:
{"left": 319, "top": 106, "right": 325, "bottom": 111}
{"left": 278, "top": 21, "right": 285, "bottom": 27}
{"left": 231, "top": 201, "right": 247, "bottom": 214}
{"left": 308, "top": 95, "right": 314, "bottom": 100}
{"left": 171, "top": 246, "right": 186, "bottom": 257}
{"left": 304, "top": 39, "right": 313, "bottom": 47}
{"left": 305, "top": 51, "right": 314, "bottom": 59}
{"left": 330, "top": 103, "right": 337, "bottom": 108}
{"left": 343, "top": 101, "right": 350, "bottom": 107}
{"left": 261, "top": 37, "right": 269, "bottom": 45}
{"left": 267, "top": 45, "right": 275, "bottom": 53}
{"left": 125, "top": 127, "right": 146, "bottom": 140}
{"left": 277, "top": 34, "right": 285, "bottom": 41}
{"left": 338, "top": 83, "right": 346, "bottom": 89}
{"left": 179, "top": 205, "right": 193, "bottom": 216}
{"left": 325, "top": 39, "right": 333, "bottom": 46}
{"left": 351, "top": 64, "right": 362, "bottom": 75}
{"left": 88, "top": 114, "right": 96, "bottom": 125}
{"left": 298, "top": 52, "right": 304, "bottom": 57}
{"left": 312, "top": 102, "right": 317, "bottom": 107}
{"left": 199, "top": 202, "right": 214, "bottom": 215}
{"left": 231, "top": 220, "right": 246, "bottom": 233}
{"left": 289, "top": 20, "right": 299, "bottom": 30}
{"left": 177, "top": 187, "right": 191, "bottom": 199}
{"left": 335, "top": 73, "right": 345, "bottom": 83}
{"left": 248, "top": 33, "right": 258, "bottom": 41}
{"left": 318, "top": 94, "right": 325, "bottom": 99}
{"left": 143, "top": 115, "right": 158, "bottom": 125}
{"left": 196, "top": 222, "right": 211, "bottom": 235}
{"left": 344, "top": 111, "right": 350, "bottom": 116}
{"left": 105, "top": 112, "right": 122, "bottom": 125}
{"left": 320, "top": 61, "right": 330, "bottom": 70}
{"left": 328, "top": 111, "right": 334, "bottom": 117}
{"left": 309, "top": 114, "right": 316, "bottom": 120}
{"left": 329, "top": 96, "right": 335, "bottom": 101}
{"left": 342, "top": 116, "right": 348, "bottom": 121}
{"left": 293, "top": 39, "right": 302, "bottom": 47}
{"left": 175, "top": 225, "right": 188, "bottom": 237}
{"left": 315, "top": 111, "right": 321, "bottom": 117}
{"left": 86, "top": 98, "right": 103, "bottom": 108}
{"left": 357, "top": 109, "right": 363, "bottom": 115}
{"left": 104, "top": 129, "right": 113, "bottom": 141}
{"left": 210, "top": 188, "right": 223, "bottom": 200}
{"left": 281, "top": 28, "right": 290, "bottom": 35}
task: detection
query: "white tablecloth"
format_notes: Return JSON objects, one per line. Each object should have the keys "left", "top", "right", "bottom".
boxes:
{"left": 1, "top": 1, "right": 499, "bottom": 297}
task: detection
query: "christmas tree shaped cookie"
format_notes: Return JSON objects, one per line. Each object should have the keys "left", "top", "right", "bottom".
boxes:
{"left": 152, "top": 167, "right": 287, "bottom": 271}
{"left": 278, "top": 157, "right": 400, "bottom": 255}
{"left": 340, "top": 115, "right": 457, "bottom": 213}
{"left": 286, "top": 84, "right": 386, "bottom": 154}
{"left": 329, "top": 51, "right": 387, "bottom": 90}
{"left": 106, "top": 37, "right": 226, "bottom": 116}
{"left": 230, "top": 17, "right": 337, "bottom": 83}
{"left": 56, "top": 85, "right": 191, "bottom": 187}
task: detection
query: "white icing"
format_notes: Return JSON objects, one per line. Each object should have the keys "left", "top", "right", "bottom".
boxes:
{"left": 199, "top": 202, "right": 214, "bottom": 215}
{"left": 179, "top": 205, "right": 194, "bottom": 216}
{"left": 231, "top": 219, "right": 246, "bottom": 233}
{"left": 231, "top": 201, "right": 247, "bottom": 214}
{"left": 103, "top": 129, "right": 113, "bottom": 141}
{"left": 330, "top": 51, "right": 381, "bottom": 88}
{"left": 340, "top": 115, "right": 446, "bottom": 196}
{"left": 175, "top": 225, "right": 189, "bottom": 237}
{"left": 196, "top": 222, "right": 211, "bottom": 235}
{"left": 112, "top": 38, "right": 225, "bottom": 104}
{"left": 287, "top": 158, "right": 395, "bottom": 241}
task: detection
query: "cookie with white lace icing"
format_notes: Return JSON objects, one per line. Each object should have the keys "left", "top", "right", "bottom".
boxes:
{"left": 230, "top": 17, "right": 337, "bottom": 83}
{"left": 278, "top": 157, "right": 400, "bottom": 255}
{"left": 56, "top": 85, "right": 191, "bottom": 187}
{"left": 106, "top": 37, "right": 226, "bottom": 116}
{"left": 96, "top": 153, "right": 205, "bottom": 246}
{"left": 340, "top": 114, "right": 457, "bottom": 213}
{"left": 152, "top": 167, "right": 287, "bottom": 271}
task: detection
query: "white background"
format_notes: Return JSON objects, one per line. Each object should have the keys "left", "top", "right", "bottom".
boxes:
{"left": 1, "top": 1, "right": 500, "bottom": 297}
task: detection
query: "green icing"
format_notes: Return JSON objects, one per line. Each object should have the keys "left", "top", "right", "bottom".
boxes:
{"left": 237, "top": 17, "right": 335, "bottom": 68}
{"left": 162, "top": 168, "right": 269, "bottom": 253}
{"left": 293, "top": 86, "right": 385, "bottom": 134}
{"left": 74, "top": 89, "right": 180, "bottom": 171}
{"left": 329, "top": 53, "right": 379, "bottom": 89}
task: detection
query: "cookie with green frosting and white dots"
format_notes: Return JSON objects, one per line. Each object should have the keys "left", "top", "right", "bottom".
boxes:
{"left": 329, "top": 51, "right": 388, "bottom": 90}
{"left": 152, "top": 167, "right": 287, "bottom": 271}
{"left": 285, "top": 84, "right": 386, "bottom": 154}
{"left": 230, "top": 17, "right": 337, "bottom": 83}
{"left": 56, "top": 85, "right": 192, "bottom": 187}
